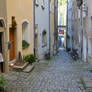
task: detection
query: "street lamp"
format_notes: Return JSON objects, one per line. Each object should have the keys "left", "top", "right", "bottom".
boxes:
{"left": 76, "top": 0, "right": 83, "bottom": 8}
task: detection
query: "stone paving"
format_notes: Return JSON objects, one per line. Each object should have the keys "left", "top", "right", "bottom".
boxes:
{"left": 4, "top": 49, "right": 92, "bottom": 92}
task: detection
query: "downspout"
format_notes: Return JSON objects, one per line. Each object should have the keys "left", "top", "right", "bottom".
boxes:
{"left": 54, "top": 0, "right": 55, "bottom": 54}
{"left": 5, "top": 0, "right": 9, "bottom": 73}
{"left": 33, "top": 0, "right": 35, "bottom": 56}
{"left": 80, "top": 6, "right": 83, "bottom": 59}
{"left": 49, "top": 0, "right": 51, "bottom": 56}
{"left": 66, "top": 0, "right": 68, "bottom": 50}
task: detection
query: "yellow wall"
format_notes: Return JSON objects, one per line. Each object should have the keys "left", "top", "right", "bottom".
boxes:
{"left": 50, "top": 0, "right": 54, "bottom": 55}
{"left": 6, "top": 0, "right": 33, "bottom": 60}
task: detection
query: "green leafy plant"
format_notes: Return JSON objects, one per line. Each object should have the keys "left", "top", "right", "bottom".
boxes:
{"left": 0, "top": 75, "right": 6, "bottom": 88}
{"left": 80, "top": 77, "right": 86, "bottom": 90}
{"left": 22, "top": 40, "right": 30, "bottom": 49}
{"left": 23, "top": 54, "right": 36, "bottom": 64}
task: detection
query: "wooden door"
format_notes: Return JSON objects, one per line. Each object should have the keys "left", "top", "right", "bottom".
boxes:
{"left": 9, "top": 28, "right": 15, "bottom": 61}
{"left": 35, "top": 34, "right": 38, "bottom": 58}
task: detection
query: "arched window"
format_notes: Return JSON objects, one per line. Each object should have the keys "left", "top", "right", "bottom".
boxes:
{"left": 22, "top": 21, "right": 30, "bottom": 43}
{"left": 42, "top": 30, "right": 47, "bottom": 47}
{"left": 0, "top": 19, "right": 5, "bottom": 28}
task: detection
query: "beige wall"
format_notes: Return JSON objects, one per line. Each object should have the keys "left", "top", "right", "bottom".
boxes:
{"left": 6, "top": 0, "right": 33, "bottom": 60}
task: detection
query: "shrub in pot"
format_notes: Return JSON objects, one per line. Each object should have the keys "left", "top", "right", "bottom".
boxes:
{"left": 23, "top": 54, "right": 36, "bottom": 64}
{"left": 0, "top": 75, "right": 6, "bottom": 92}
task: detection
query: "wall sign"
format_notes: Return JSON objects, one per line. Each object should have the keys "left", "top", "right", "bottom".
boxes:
{"left": 8, "top": 41, "right": 11, "bottom": 50}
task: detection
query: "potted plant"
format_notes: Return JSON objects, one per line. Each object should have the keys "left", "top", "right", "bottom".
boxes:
{"left": 0, "top": 75, "right": 6, "bottom": 92}
{"left": 23, "top": 54, "right": 36, "bottom": 64}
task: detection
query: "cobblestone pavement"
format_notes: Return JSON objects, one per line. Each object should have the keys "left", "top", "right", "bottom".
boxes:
{"left": 4, "top": 49, "right": 92, "bottom": 92}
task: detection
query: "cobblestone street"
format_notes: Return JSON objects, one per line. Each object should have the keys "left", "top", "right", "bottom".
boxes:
{"left": 5, "top": 49, "right": 92, "bottom": 92}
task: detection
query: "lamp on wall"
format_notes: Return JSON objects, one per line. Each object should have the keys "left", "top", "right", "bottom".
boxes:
{"left": 76, "top": 0, "right": 83, "bottom": 8}
{"left": 11, "top": 16, "right": 17, "bottom": 28}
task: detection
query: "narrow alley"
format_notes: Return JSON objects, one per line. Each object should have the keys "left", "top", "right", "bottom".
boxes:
{"left": 5, "top": 49, "right": 92, "bottom": 92}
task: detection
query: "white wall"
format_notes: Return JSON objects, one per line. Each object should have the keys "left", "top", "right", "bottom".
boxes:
{"left": 67, "top": 0, "right": 73, "bottom": 50}
{"left": 35, "top": 0, "right": 49, "bottom": 59}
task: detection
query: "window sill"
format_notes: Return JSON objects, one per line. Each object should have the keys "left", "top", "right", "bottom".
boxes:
{"left": 42, "top": 43, "right": 47, "bottom": 47}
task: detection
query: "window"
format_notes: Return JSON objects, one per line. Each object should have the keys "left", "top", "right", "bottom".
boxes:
{"left": 41, "top": 0, "right": 45, "bottom": 9}
{"left": 22, "top": 21, "right": 30, "bottom": 44}
{"left": 35, "top": 0, "right": 39, "bottom": 6}
{"left": 35, "top": 24, "right": 38, "bottom": 35}
{"left": 42, "top": 31, "right": 47, "bottom": 47}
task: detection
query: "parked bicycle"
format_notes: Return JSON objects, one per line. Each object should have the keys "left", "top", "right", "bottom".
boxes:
{"left": 69, "top": 49, "right": 79, "bottom": 61}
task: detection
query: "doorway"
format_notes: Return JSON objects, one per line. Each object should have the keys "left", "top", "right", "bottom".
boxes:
{"left": 0, "top": 33, "right": 2, "bottom": 53}
{"left": 35, "top": 34, "right": 38, "bottom": 58}
{"left": 34, "top": 24, "right": 38, "bottom": 58}
{"left": 0, "top": 32, "right": 4, "bottom": 73}
{"left": 9, "top": 28, "right": 16, "bottom": 61}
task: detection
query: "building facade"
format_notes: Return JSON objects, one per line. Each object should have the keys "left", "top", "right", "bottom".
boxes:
{"left": 0, "top": 0, "right": 8, "bottom": 73}
{"left": 34, "top": 0, "right": 50, "bottom": 59}
{"left": 82, "top": 0, "right": 92, "bottom": 63}
{"left": 67, "top": 0, "right": 92, "bottom": 64}
{"left": 0, "top": 0, "right": 34, "bottom": 73}
{"left": 0, "top": 0, "right": 58, "bottom": 73}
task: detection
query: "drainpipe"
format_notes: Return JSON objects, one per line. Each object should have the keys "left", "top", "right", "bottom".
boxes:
{"left": 48, "top": 0, "right": 51, "bottom": 57}
{"left": 54, "top": 0, "right": 58, "bottom": 54}
{"left": 80, "top": 6, "right": 83, "bottom": 59}
{"left": 54, "top": 0, "right": 55, "bottom": 54}
{"left": 33, "top": 0, "right": 35, "bottom": 56}
{"left": 66, "top": 0, "right": 68, "bottom": 50}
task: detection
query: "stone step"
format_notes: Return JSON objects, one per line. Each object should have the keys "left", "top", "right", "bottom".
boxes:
{"left": 83, "top": 77, "right": 92, "bottom": 89}
{"left": 23, "top": 64, "right": 34, "bottom": 73}
{"left": 5, "top": 87, "right": 32, "bottom": 92}
{"left": 13, "top": 62, "right": 29, "bottom": 70}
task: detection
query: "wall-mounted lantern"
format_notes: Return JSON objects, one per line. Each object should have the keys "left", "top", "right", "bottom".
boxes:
{"left": 11, "top": 16, "right": 17, "bottom": 29}
{"left": 76, "top": 0, "right": 83, "bottom": 8}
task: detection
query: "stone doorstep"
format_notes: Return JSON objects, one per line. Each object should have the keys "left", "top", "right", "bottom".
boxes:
{"left": 85, "top": 82, "right": 92, "bottom": 88}
{"left": 83, "top": 77, "right": 92, "bottom": 88}
{"left": 13, "top": 62, "right": 29, "bottom": 70}
{"left": 83, "top": 77, "right": 92, "bottom": 82}
{"left": 23, "top": 64, "right": 35, "bottom": 73}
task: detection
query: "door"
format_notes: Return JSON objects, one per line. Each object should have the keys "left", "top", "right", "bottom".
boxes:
{"left": 9, "top": 28, "right": 15, "bottom": 61}
{"left": 35, "top": 34, "right": 38, "bottom": 58}
{"left": 0, "top": 33, "right": 2, "bottom": 53}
